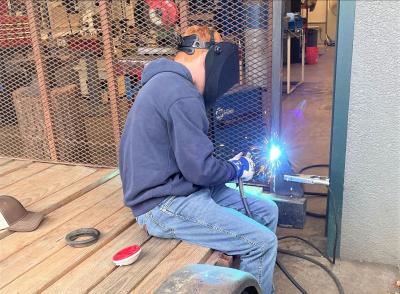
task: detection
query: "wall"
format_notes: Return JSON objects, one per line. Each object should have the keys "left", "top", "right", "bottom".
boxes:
{"left": 308, "top": 0, "right": 337, "bottom": 43}
{"left": 340, "top": 0, "right": 400, "bottom": 265}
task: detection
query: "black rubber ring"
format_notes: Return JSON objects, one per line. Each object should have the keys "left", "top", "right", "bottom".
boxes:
{"left": 65, "top": 228, "right": 100, "bottom": 248}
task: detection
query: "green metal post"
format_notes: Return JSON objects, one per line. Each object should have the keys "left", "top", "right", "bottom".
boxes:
{"left": 328, "top": 0, "right": 356, "bottom": 257}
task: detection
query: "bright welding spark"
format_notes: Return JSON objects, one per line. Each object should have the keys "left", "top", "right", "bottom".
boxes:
{"left": 269, "top": 145, "right": 281, "bottom": 162}
{"left": 249, "top": 133, "right": 286, "bottom": 188}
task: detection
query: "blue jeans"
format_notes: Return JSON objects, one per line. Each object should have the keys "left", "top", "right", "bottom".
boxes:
{"left": 137, "top": 184, "right": 278, "bottom": 294}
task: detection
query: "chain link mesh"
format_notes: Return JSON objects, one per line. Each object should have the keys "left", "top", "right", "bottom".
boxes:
{"left": 0, "top": 0, "right": 273, "bottom": 167}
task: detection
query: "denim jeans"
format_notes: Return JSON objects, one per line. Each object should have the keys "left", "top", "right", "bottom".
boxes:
{"left": 136, "top": 184, "right": 278, "bottom": 294}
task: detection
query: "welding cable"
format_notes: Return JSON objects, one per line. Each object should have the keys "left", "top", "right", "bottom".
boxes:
{"left": 297, "top": 164, "right": 330, "bottom": 218}
{"left": 242, "top": 197, "right": 253, "bottom": 218}
{"left": 328, "top": 186, "right": 340, "bottom": 265}
{"left": 306, "top": 211, "right": 326, "bottom": 218}
{"left": 278, "top": 248, "right": 345, "bottom": 294}
{"left": 304, "top": 191, "right": 328, "bottom": 197}
{"left": 298, "top": 164, "right": 329, "bottom": 174}
{"left": 278, "top": 235, "right": 333, "bottom": 263}
{"left": 276, "top": 259, "right": 308, "bottom": 294}
{"left": 277, "top": 174, "right": 343, "bottom": 292}
{"left": 298, "top": 164, "right": 330, "bottom": 197}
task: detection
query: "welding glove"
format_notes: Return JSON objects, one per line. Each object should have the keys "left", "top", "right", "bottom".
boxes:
{"left": 229, "top": 153, "right": 255, "bottom": 181}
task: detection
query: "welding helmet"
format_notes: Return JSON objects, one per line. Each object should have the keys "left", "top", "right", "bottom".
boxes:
{"left": 177, "top": 31, "right": 239, "bottom": 108}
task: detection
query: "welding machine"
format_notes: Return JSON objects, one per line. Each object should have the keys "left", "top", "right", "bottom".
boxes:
{"left": 209, "top": 86, "right": 265, "bottom": 161}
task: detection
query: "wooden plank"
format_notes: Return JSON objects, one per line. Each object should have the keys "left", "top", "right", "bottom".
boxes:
{"left": 0, "top": 164, "right": 96, "bottom": 207}
{"left": 0, "top": 169, "right": 117, "bottom": 241}
{"left": 0, "top": 176, "right": 122, "bottom": 261}
{"left": 0, "top": 189, "right": 124, "bottom": 288}
{"left": 0, "top": 162, "right": 53, "bottom": 189}
{"left": 0, "top": 160, "right": 32, "bottom": 176}
{"left": 0, "top": 158, "right": 13, "bottom": 166}
{"left": 90, "top": 238, "right": 180, "bottom": 294}
{"left": 1, "top": 208, "right": 134, "bottom": 294}
{"left": 205, "top": 251, "right": 234, "bottom": 268}
{"left": 132, "top": 242, "right": 212, "bottom": 293}
{"left": 28, "top": 169, "right": 118, "bottom": 215}
{"left": 44, "top": 224, "right": 151, "bottom": 293}
{"left": 205, "top": 250, "right": 224, "bottom": 265}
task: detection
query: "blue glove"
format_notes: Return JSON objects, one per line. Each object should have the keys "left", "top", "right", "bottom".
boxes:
{"left": 229, "top": 153, "right": 255, "bottom": 181}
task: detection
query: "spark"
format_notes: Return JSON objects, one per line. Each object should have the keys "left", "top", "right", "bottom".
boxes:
{"left": 249, "top": 133, "right": 286, "bottom": 192}
{"left": 269, "top": 145, "right": 281, "bottom": 162}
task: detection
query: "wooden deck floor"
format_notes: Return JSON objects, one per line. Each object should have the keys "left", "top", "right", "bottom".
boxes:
{"left": 0, "top": 158, "right": 215, "bottom": 293}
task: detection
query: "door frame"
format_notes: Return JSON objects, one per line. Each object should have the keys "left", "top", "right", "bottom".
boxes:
{"left": 327, "top": 0, "right": 356, "bottom": 257}
{"left": 271, "top": 0, "right": 357, "bottom": 257}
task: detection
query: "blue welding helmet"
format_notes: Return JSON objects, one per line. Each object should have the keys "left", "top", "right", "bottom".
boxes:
{"left": 177, "top": 31, "right": 240, "bottom": 109}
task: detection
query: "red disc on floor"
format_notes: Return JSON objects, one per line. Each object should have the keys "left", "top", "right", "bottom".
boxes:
{"left": 112, "top": 245, "right": 142, "bottom": 266}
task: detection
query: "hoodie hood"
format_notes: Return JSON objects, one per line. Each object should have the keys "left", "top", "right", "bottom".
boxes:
{"left": 141, "top": 58, "right": 193, "bottom": 86}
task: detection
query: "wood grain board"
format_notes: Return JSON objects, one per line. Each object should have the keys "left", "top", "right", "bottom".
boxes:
{"left": 0, "top": 162, "right": 53, "bottom": 189}
{"left": 0, "top": 159, "right": 32, "bottom": 176}
{"left": 132, "top": 242, "right": 212, "bottom": 293}
{"left": 0, "top": 159, "right": 213, "bottom": 293}
{"left": 0, "top": 158, "right": 13, "bottom": 166}
{"left": 0, "top": 164, "right": 97, "bottom": 206}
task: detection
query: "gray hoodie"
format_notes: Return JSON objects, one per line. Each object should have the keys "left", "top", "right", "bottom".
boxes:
{"left": 119, "top": 58, "right": 237, "bottom": 216}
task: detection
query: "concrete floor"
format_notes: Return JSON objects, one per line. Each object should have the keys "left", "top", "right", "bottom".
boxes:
{"left": 273, "top": 48, "right": 399, "bottom": 294}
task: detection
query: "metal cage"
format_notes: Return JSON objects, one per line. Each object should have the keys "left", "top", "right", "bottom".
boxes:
{"left": 0, "top": 0, "right": 274, "bottom": 167}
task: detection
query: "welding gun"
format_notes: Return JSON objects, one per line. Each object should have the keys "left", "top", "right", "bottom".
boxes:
{"left": 231, "top": 152, "right": 254, "bottom": 218}
{"left": 238, "top": 177, "right": 253, "bottom": 218}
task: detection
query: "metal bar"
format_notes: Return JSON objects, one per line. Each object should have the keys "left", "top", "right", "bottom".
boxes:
{"left": 25, "top": 0, "right": 57, "bottom": 161}
{"left": 98, "top": 0, "right": 121, "bottom": 156}
{"left": 179, "top": 0, "right": 189, "bottom": 32}
{"left": 287, "top": 34, "right": 291, "bottom": 94}
{"left": 271, "top": 0, "right": 283, "bottom": 135}
{"left": 327, "top": 0, "right": 356, "bottom": 258}
{"left": 301, "top": 30, "right": 305, "bottom": 82}
{"left": 286, "top": 31, "right": 305, "bottom": 95}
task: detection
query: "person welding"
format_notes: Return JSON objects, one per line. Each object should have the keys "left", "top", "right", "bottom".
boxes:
{"left": 119, "top": 25, "right": 278, "bottom": 294}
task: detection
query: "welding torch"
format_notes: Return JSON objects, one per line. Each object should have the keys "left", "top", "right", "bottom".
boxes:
{"left": 238, "top": 152, "right": 253, "bottom": 218}
{"left": 238, "top": 177, "right": 253, "bottom": 218}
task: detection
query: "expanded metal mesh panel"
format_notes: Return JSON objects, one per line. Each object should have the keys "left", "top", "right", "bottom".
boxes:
{"left": 0, "top": 0, "right": 272, "bottom": 167}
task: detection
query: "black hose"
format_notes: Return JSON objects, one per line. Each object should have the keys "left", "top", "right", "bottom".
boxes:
{"left": 278, "top": 248, "right": 345, "bottom": 294}
{"left": 276, "top": 259, "right": 308, "bottom": 294}
{"left": 304, "top": 192, "right": 328, "bottom": 197}
{"left": 328, "top": 186, "right": 339, "bottom": 265}
{"left": 278, "top": 235, "right": 332, "bottom": 263}
{"left": 298, "top": 164, "right": 330, "bottom": 174}
{"left": 238, "top": 179, "right": 253, "bottom": 218}
{"left": 306, "top": 211, "right": 326, "bottom": 218}
{"left": 244, "top": 162, "right": 342, "bottom": 292}
{"left": 298, "top": 164, "right": 330, "bottom": 196}
{"left": 277, "top": 164, "right": 344, "bottom": 293}
{"left": 242, "top": 199, "right": 253, "bottom": 218}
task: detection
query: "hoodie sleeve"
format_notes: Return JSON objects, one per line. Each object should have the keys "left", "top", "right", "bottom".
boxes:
{"left": 167, "top": 97, "right": 237, "bottom": 186}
